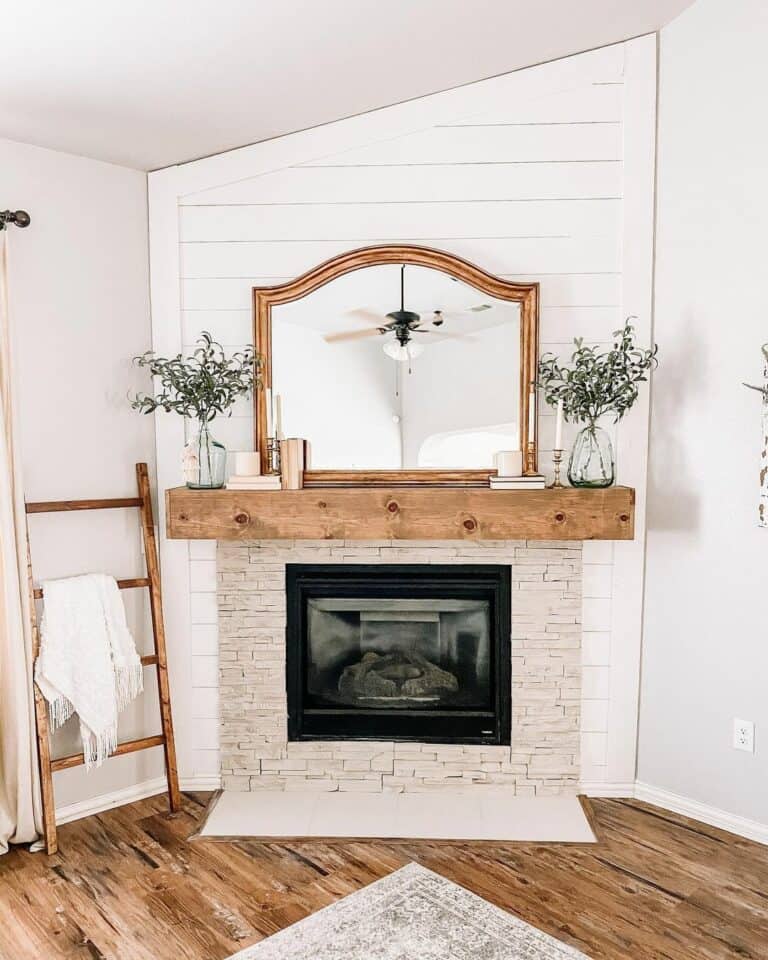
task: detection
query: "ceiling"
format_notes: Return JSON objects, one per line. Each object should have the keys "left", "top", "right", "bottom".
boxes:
{"left": 2, "top": 0, "right": 694, "bottom": 172}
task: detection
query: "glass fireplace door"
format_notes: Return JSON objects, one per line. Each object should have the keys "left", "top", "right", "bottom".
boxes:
{"left": 286, "top": 565, "right": 510, "bottom": 745}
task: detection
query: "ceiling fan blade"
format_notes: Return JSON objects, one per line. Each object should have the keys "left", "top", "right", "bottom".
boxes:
{"left": 411, "top": 329, "right": 478, "bottom": 342}
{"left": 344, "top": 308, "right": 386, "bottom": 325}
{"left": 323, "top": 327, "right": 382, "bottom": 343}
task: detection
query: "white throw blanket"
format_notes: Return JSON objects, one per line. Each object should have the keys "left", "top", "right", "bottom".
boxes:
{"left": 35, "top": 574, "right": 143, "bottom": 769}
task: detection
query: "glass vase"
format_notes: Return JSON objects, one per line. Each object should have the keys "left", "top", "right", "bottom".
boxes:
{"left": 183, "top": 421, "right": 227, "bottom": 489}
{"left": 567, "top": 421, "right": 615, "bottom": 488}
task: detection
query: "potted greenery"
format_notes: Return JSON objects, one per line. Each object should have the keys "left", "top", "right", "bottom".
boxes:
{"left": 537, "top": 320, "right": 658, "bottom": 488}
{"left": 131, "top": 332, "right": 261, "bottom": 489}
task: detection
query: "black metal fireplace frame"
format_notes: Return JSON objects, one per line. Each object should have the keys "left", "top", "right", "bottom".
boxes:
{"left": 286, "top": 564, "right": 511, "bottom": 745}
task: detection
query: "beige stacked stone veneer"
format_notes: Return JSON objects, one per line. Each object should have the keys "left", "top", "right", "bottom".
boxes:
{"left": 217, "top": 540, "right": 581, "bottom": 795}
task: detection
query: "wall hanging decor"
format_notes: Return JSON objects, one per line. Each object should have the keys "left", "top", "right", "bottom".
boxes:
{"left": 743, "top": 342, "right": 768, "bottom": 527}
{"left": 131, "top": 332, "right": 261, "bottom": 489}
{"left": 537, "top": 320, "right": 658, "bottom": 488}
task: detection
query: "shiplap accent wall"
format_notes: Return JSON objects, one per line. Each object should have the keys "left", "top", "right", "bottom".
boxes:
{"left": 149, "top": 37, "right": 656, "bottom": 794}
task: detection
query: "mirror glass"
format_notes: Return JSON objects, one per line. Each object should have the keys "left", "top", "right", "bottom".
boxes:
{"left": 270, "top": 264, "right": 521, "bottom": 470}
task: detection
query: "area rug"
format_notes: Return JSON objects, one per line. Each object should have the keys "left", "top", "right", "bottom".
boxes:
{"left": 200, "top": 791, "right": 596, "bottom": 843}
{"left": 229, "top": 862, "right": 589, "bottom": 958}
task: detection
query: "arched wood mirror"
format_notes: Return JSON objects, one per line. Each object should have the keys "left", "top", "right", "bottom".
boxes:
{"left": 253, "top": 244, "right": 539, "bottom": 486}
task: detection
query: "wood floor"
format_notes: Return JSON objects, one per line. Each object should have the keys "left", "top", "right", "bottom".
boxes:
{"left": 1, "top": 793, "right": 766, "bottom": 960}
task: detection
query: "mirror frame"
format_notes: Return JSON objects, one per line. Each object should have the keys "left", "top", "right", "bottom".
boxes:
{"left": 253, "top": 243, "right": 539, "bottom": 486}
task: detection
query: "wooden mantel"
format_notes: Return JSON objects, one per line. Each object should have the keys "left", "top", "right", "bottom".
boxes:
{"left": 165, "top": 486, "right": 635, "bottom": 541}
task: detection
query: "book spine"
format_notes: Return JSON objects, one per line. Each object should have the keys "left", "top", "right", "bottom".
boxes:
{"left": 280, "top": 438, "right": 305, "bottom": 490}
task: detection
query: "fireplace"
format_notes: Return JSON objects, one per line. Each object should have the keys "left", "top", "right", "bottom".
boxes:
{"left": 286, "top": 564, "right": 511, "bottom": 745}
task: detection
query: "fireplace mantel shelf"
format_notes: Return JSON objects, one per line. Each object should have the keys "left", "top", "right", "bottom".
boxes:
{"left": 165, "top": 485, "right": 634, "bottom": 541}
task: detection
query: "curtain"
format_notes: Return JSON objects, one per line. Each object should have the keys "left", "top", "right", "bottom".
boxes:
{"left": 0, "top": 233, "right": 41, "bottom": 853}
{"left": 760, "top": 344, "right": 768, "bottom": 528}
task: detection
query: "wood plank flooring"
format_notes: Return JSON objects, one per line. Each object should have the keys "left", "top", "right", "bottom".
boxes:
{"left": 0, "top": 794, "right": 766, "bottom": 959}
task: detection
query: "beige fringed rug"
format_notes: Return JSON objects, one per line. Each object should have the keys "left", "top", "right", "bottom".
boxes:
{"left": 229, "top": 862, "right": 589, "bottom": 959}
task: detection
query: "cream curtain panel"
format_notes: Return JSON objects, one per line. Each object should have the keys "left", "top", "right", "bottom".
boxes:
{"left": 0, "top": 234, "right": 41, "bottom": 853}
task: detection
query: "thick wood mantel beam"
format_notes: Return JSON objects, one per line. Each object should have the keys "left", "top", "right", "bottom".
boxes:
{"left": 165, "top": 486, "right": 634, "bottom": 541}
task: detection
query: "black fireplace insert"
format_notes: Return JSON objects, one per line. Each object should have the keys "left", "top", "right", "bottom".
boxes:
{"left": 286, "top": 564, "right": 511, "bottom": 745}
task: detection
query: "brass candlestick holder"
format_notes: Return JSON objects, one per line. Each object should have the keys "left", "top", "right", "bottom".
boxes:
{"left": 550, "top": 448, "right": 564, "bottom": 488}
{"left": 265, "top": 436, "right": 281, "bottom": 475}
{"left": 524, "top": 440, "right": 536, "bottom": 475}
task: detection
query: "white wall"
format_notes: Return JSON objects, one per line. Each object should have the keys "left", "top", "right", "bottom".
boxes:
{"left": 639, "top": 0, "right": 768, "bottom": 825}
{"left": 149, "top": 38, "right": 657, "bottom": 793}
{"left": 1, "top": 138, "right": 161, "bottom": 810}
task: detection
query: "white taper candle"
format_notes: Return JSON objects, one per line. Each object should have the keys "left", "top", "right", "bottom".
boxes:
{"left": 554, "top": 399, "right": 564, "bottom": 450}
{"left": 527, "top": 385, "right": 536, "bottom": 443}
{"left": 265, "top": 387, "right": 273, "bottom": 437}
{"left": 275, "top": 393, "right": 284, "bottom": 441}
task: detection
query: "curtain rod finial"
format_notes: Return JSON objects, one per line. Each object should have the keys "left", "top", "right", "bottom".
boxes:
{"left": 0, "top": 210, "right": 31, "bottom": 230}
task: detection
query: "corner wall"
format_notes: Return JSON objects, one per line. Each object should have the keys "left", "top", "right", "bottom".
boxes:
{"left": 639, "top": 0, "right": 768, "bottom": 824}
{"left": 1, "top": 137, "right": 161, "bottom": 810}
{"left": 149, "top": 37, "right": 657, "bottom": 796}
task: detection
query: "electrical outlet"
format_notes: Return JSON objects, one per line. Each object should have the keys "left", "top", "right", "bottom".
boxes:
{"left": 733, "top": 718, "right": 755, "bottom": 753}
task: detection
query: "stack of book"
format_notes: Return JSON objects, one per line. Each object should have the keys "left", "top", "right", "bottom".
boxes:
{"left": 226, "top": 473, "right": 282, "bottom": 491}
{"left": 490, "top": 474, "right": 546, "bottom": 491}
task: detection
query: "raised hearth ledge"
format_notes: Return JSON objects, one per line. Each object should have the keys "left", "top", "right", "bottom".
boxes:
{"left": 166, "top": 485, "right": 634, "bottom": 541}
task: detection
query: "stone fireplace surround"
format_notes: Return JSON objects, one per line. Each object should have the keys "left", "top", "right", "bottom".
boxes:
{"left": 217, "top": 539, "right": 581, "bottom": 796}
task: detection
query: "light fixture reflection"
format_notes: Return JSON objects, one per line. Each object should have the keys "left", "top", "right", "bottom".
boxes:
{"left": 383, "top": 340, "right": 424, "bottom": 363}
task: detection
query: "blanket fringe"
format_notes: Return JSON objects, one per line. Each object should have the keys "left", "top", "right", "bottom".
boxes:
{"left": 45, "top": 664, "right": 143, "bottom": 769}
{"left": 83, "top": 724, "right": 119, "bottom": 770}
{"left": 115, "top": 662, "right": 144, "bottom": 713}
{"left": 47, "top": 695, "right": 75, "bottom": 731}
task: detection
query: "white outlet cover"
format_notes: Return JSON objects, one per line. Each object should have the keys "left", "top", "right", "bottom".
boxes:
{"left": 733, "top": 718, "right": 755, "bottom": 753}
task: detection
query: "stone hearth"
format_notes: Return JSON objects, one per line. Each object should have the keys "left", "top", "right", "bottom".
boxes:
{"left": 217, "top": 539, "right": 581, "bottom": 795}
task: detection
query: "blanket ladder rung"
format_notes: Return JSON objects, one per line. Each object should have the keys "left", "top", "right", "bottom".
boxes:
{"left": 26, "top": 497, "right": 144, "bottom": 513}
{"left": 33, "top": 576, "right": 151, "bottom": 600}
{"left": 50, "top": 735, "right": 167, "bottom": 773}
{"left": 26, "top": 463, "right": 181, "bottom": 855}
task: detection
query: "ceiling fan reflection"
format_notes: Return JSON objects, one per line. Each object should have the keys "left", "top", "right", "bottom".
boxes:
{"left": 322, "top": 266, "right": 489, "bottom": 353}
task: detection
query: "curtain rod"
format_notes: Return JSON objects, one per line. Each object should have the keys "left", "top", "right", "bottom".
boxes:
{"left": 0, "top": 210, "right": 31, "bottom": 230}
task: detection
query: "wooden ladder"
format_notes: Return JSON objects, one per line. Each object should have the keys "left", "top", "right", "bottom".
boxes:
{"left": 26, "top": 462, "right": 182, "bottom": 854}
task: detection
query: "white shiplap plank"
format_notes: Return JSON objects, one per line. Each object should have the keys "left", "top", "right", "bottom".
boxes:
{"left": 582, "top": 633, "right": 611, "bottom": 667}
{"left": 299, "top": 123, "right": 622, "bottom": 167}
{"left": 180, "top": 237, "right": 619, "bottom": 282}
{"left": 179, "top": 198, "right": 620, "bottom": 243}
{"left": 181, "top": 161, "right": 623, "bottom": 206}
{"left": 190, "top": 655, "right": 218, "bottom": 687}
{"left": 181, "top": 272, "right": 620, "bottom": 314}
{"left": 190, "top": 718, "right": 220, "bottom": 750}
{"left": 192, "top": 749, "right": 221, "bottom": 776}
{"left": 451, "top": 83, "right": 623, "bottom": 126}
{"left": 190, "top": 623, "right": 219, "bottom": 656}
{"left": 191, "top": 687, "right": 220, "bottom": 720}
{"left": 173, "top": 44, "right": 625, "bottom": 198}
{"left": 189, "top": 540, "right": 217, "bottom": 560}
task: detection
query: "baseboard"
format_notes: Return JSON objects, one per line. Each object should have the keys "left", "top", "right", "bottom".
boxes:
{"left": 55, "top": 775, "right": 767, "bottom": 847}
{"left": 181, "top": 775, "right": 222, "bottom": 791}
{"left": 634, "top": 781, "right": 768, "bottom": 846}
{"left": 55, "top": 777, "right": 169, "bottom": 825}
{"left": 579, "top": 780, "right": 636, "bottom": 798}
{"left": 55, "top": 774, "right": 222, "bottom": 825}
